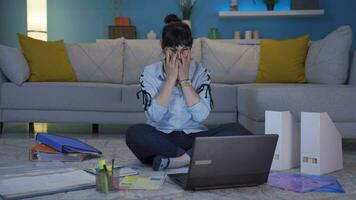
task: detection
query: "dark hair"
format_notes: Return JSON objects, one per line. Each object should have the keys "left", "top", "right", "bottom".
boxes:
{"left": 161, "top": 14, "right": 193, "bottom": 49}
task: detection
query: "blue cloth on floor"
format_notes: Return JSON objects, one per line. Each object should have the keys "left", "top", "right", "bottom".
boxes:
{"left": 309, "top": 175, "right": 345, "bottom": 193}
{"left": 268, "top": 171, "right": 345, "bottom": 194}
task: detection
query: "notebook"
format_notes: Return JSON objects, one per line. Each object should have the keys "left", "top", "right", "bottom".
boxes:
{"left": 36, "top": 133, "right": 102, "bottom": 155}
{"left": 31, "top": 143, "right": 58, "bottom": 154}
{"left": 0, "top": 162, "right": 95, "bottom": 200}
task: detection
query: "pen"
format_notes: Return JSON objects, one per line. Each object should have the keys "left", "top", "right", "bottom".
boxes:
{"left": 104, "top": 164, "right": 108, "bottom": 172}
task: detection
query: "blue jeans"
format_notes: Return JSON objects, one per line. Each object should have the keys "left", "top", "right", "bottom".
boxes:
{"left": 125, "top": 123, "right": 252, "bottom": 164}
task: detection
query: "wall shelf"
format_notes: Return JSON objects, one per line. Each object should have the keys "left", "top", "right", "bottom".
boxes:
{"left": 219, "top": 9, "right": 325, "bottom": 18}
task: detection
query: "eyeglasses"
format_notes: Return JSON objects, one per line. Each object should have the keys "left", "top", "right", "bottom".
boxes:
{"left": 164, "top": 46, "right": 191, "bottom": 57}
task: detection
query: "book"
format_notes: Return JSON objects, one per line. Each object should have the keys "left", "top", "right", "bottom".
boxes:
{"left": 31, "top": 144, "right": 58, "bottom": 153}
{"left": 30, "top": 149, "right": 98, "bottom": 162}
{"left": 36, "top": 133, "right": 102, "bottom": 155}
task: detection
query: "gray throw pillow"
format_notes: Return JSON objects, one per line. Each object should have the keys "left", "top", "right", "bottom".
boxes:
{"left": 306, "top": 26, "right": 353, "bottom": 84}
{"left": 66, "top": 38, "right": 124, "bottom": 83}
{"left": 202, "top": 38, "right": 260, "bottom": 84}
{"left": 0, "top": 45, "right": 30, "bottom": 85}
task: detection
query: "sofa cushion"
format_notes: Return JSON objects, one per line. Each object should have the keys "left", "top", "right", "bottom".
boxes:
{"left": 123, "top": 39, "right": 202, "bottom": 84}
{"left": 121, "top": 85, "right": 143, "bottom": 112}
{"left": 66, "top": 38, "right": 124, "bottom": 83}
{"left": 17, "top": 33, "right": 76, "bottom": 82}
{"left": 123, "top": 40, "right": 162, "bottom": 85}
{"left": 211, "top": 84, "right": 237, "bottom": 112}
{"left": 256, "top": 35, "right": 309, "bottom": 83}
{"left": 0, "top": 45, "right": 30, "bottom": 85}
{"left": 1, "top": 82, "right": 123, "bottom": 112}
{"left": 202, "top": 38, "right": 259, "bottom": 84}
{"left": 238, "top": 84, "right": 356, "bottom": 122}
{"left": 306, "top": 26, "right": 353, "bottom": 84}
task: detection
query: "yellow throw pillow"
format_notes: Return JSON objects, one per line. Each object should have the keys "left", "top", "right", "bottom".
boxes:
{"left": 17, "top": 33, "right": 76, "bottom": 82}
{"left": 256, "top": 35, "right": 310, "bottom": 83}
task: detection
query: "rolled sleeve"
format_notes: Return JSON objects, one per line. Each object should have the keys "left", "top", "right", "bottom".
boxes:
{"left": 146, "top": 99, "right": 168, "bottom": 122}
{"left": 187, "top": 99, "right": 210, "bottom": 122}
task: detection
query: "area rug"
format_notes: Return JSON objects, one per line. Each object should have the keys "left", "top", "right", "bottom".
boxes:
{"left": 1, "top": 136, "right": 356, "bottom": 200}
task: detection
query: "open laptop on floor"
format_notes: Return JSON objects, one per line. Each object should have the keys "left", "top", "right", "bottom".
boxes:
{"left": 168, "top": 134, "right": 278, "bottom": 191}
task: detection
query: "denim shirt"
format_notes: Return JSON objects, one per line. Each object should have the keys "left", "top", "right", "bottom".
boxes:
{"left": 138, "top": 61, "right": 213, "bottom": 134}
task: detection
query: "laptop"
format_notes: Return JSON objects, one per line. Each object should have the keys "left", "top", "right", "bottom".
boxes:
{"left": 168, "top": 134, "right": 278, "bottom": 190}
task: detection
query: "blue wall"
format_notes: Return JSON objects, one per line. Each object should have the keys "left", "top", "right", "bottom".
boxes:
{"left": 0, "top": 0, "right": 356, "bottom": 47}
{"left": 0, "top": 0, "right": 26, "bottom": 47}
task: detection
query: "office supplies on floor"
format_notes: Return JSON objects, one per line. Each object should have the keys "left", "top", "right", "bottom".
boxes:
{"left": 36, "top": 133, "right": 102, "bottom": 155}
{"left": 268, "top": 171, "right": 344, "bottom": 193}
{"left": 307, "top": 175, "right": 345, "bottom": 193}
{"left": 0, "top": 162, "right": 95, "bottom": 200}
{"left": 119, "top": 175, "right": 165, "bottom": 190}
{"left": 168, "top": 135, "right": 278, "bottom": 190}
{"left": 31, "top": 143, "right": 58, "bottom": 153}
{"left": 265, "top": 111, "right": 300, "bottom": 171}
{"left": 85, "top": 166, "right": 137, "bottom": 177}
{"left": 95, "top": 160, "right": 120, "bottom": 193}
{"left": 30, "top": 150, "right": 96, "bottom": 162}
{"left": 301, "top": 112, "right": 343, "bottom": 175}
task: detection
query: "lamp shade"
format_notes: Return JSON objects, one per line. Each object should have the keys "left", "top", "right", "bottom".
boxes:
{"left": 27, "top": 0, "right": 47, "bottom": 41}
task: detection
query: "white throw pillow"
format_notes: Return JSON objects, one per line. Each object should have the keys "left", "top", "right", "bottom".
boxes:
{"left": 66, "top": 38, "right": 124, "bottom": 83}
{"left": 306, "top": 26, "right": 353, "bottom": 84}
{"left": 123, "top": 39, "right": 202, "bottom": 84}
{"left": 202, "top": 39, "right": 260, "bottom": 84}
{"left": 0, "top": 45, "right": 30, "bottom": 85}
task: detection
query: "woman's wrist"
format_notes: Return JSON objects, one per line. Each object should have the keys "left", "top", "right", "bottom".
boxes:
{"left": 166, "top": 78, "right": 176, "bottom": 86}
{"left": 179, "top": 79, "right": 192, "bottom": 88}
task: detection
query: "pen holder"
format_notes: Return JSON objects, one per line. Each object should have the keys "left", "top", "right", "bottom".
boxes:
{"left": 96, "top": 169, "right": 120, "bottom": 193}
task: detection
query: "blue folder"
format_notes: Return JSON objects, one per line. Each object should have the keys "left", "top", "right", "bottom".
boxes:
{"left": 36, "top": 133, "right": 102, "bottom": 155}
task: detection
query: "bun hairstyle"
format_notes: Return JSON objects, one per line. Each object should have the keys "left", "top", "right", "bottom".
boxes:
{"left": 164, "top": 14, "right": 182, "bottom": 24}
{"left": 161, "top": 14, "right": 193, "bottom": 49}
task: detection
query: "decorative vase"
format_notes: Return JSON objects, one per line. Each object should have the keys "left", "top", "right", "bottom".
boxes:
{"left": 147, "top": 30, "right": 157, "bottom": 40}
{"left": 182, "top": 20, "right": 192, "bottom": 30}
{"left": 266, "top": 3, "right": 275, "bottom": 11}
{"left": 115, "top": 16, "right": 130, "bottom": 26}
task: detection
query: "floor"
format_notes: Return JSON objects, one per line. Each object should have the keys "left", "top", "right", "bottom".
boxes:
{"left": 1, "top": 123, "right": 356, "bottom": 200}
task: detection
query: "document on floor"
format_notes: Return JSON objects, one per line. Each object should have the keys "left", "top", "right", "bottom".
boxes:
{"left": 119, "top": 175, "right": 166, "bottom": 190}
{"left": 0, "top": 162, "right": 95, "bottom": 200}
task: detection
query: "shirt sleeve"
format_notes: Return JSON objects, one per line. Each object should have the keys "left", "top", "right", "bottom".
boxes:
{"left": 139, "top": 68, "right": 168, "bottom": 122}
{"left": 187, "top": 65, "right": 212, "bottom": 123}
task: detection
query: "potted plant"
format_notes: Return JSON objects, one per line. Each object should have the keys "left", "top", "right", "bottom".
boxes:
{"left": 111, "top": 0, "right": 130, "bottom": 26}
{"left": 264, "top": 0, "right": 279, "bottom": 11}
{"left": 179, "top": 0, "right": 197, "bottom": 28}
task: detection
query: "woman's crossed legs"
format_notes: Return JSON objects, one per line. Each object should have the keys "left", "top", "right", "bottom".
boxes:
{"left": 125, "top": 123, "right": 251, "bottom": 170}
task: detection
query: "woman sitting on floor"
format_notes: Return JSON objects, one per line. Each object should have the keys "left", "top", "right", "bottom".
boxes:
{"left": 126, "top": 14, "right": 251, "bottom": 171}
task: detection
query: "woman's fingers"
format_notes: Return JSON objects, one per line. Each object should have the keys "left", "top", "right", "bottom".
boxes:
{"left": 165, "top": 51, "right": 170, "bottom": 65}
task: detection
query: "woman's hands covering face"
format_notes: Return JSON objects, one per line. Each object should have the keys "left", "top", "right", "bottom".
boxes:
{"left": 177, "top": 49, "right": 191, "bottom": 82}
{"left": 164, "top": 49, "right": 179, "bottom": 83}
{"left": 164, "top": 46, "right": 191, "bottom": 82}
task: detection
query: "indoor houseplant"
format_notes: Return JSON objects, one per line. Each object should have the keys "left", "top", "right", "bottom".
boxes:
{"left": 179, "top": 0, "right": 197, "bottom": 28}
{"left": 264, "top": 0, "right": 279, "bottom": 11}
{"left": 111, "top": 0, "right": 130, "bottom": 26}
